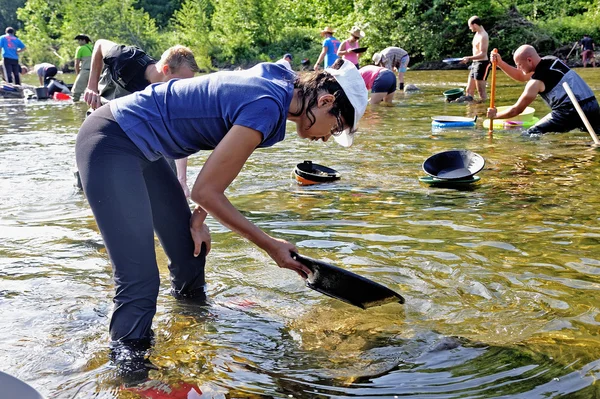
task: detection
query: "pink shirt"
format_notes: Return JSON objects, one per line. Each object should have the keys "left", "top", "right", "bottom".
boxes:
{"left": 340, "top": 39, "right": 359, "bottom": 65}
{"left": 359, "top": 65, "right": 385, "bottom": 90}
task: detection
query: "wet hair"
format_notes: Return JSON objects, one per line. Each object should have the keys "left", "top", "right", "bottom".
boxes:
{"left": 6, "top": 27, "right": 15, "bottom": 35}
{"left": 291, "top": 58, "right": 354, "bottom": 135}
{"left": 158, "top": 45, "right": 199, "bottom": 73}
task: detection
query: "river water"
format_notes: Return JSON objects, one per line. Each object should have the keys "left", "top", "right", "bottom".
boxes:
{"left": 1, "top": 69, "right": 600, "bottom": 398}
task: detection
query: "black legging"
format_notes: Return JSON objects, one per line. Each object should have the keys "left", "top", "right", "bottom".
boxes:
{"left": 2, "top": 58, "right": 21, "bottom": 85}
{"left": 75, "top": 105, "right": 206, "bottom": 344}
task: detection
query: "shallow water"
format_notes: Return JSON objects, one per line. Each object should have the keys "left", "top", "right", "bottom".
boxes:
{"left": 1, "top": 69, "right": 600, "bottom": 398}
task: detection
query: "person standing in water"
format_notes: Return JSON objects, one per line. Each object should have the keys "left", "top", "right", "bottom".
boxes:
{"left": 0, "top": 27, "right": 26, "bottom": 85}
{"left": 580, "top": 34, "right": 596, "bottom": 68}
{"left": 72, "top": 34, "right": 93, "bottom": 101}
{"left": 460, "top": 16, "right": 489, "bottom": 102}
{"left": 33, "top": 62, "right": 58, "bottom": 86}
{"left": 76, "top": 59, "right": 368, "bottom": 382}
{"left": 359, "top": 63, "right": 397, "bottom": 105}
{"left": 80, "top": 39, "right": 199, "bottom": 189}
{"left": 337, "top": 27, "right": 365, "bottom": 68}
{"left": 83, "top": 39, "right": 198, "bottom": 109}
{"left": 372, "top": 47, "right": 410, "bottom": 91}
{"left": 314, "top": 26, "right": 340, "bottom": 70}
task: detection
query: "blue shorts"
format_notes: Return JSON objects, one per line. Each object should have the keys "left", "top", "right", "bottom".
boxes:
{"left": 371, "top": 69, "right": 397, "bottom": 94}
{"left": 397, "top": 55, "right": 410, "bottom": 73}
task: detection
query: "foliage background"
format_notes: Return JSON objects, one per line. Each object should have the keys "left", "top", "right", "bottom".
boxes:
{"left": 1, "top": 0, "right": 599, "bottom": 70}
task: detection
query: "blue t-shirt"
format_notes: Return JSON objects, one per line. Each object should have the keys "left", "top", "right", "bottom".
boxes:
{"left": 110, "top": 63, "right": 295, "bottom": 161}
{"left": 0, "top": 34, "right": 26, "bottom": 60}
{"left": 323, "top": 36, "right": 340, "bottom": 67}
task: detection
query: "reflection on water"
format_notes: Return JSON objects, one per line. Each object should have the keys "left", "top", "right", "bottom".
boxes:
{"left": 1, "top": 70, "right": 600, "bottom": 398}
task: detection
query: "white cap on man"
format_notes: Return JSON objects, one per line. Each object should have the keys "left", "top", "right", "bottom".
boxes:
{"left": 324, "top": 60, "right": 368, "bottom": 147}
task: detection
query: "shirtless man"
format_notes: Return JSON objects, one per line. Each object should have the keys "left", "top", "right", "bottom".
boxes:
{"left": 460, "top": 16, "right": 489, "bottom": 102}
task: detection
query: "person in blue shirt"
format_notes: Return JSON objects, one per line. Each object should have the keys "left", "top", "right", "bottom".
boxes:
{"left": 314, "top": 26, "right": 340, "bottom": 70}
{"left": 0, "top": 27, "right": 26, "bottom": 85}
{"left": 76, "top": 59, "right": 368, "bottom": 382}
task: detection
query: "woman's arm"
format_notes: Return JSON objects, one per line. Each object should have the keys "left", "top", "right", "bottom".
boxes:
{"left": 175, "top": 157, "right": 190, "bottom": 197}
{"left": 84, "top": 39, "right": 118, "bottom": 109}
{"left": 190, "top": 125, "right": 311, "bottom": 277}
{"left": 491, "top": 51, "right": 532, "bottom": 82}
{"left": 337, "top": 40, "right": 348, "bottom": 56}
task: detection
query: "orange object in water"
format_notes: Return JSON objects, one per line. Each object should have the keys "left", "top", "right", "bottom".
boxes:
{"left": 53, "top": 92, "right": 71, "bottom": 101}
{"left": 293, "top": 161, "right": 341, "bottom": 185}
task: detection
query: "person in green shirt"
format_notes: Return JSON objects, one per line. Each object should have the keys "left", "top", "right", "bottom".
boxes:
{"left": 72, "top": 34, "right": 93, "bottom": 101}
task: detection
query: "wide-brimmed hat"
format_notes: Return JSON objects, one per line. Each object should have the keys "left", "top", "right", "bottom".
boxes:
{"left": 320, "top": 26, "right": 336, "bottom": 35}
{"left": 324, "top": 60, "right": 368, "bottom": 147}
{"left": 348, "top": 27, "right": 365, "bottom": 38}
{"left": 74, "top": 34, "right": 91, "bottom": 42}
{"left": 372, "top": 52, "right": 384, "bottom": 65}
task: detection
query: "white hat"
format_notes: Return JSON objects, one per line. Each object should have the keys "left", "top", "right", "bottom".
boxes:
{"left": 348, "top": 27, "right": 365, "bottom": 38}
{"left": 372, "top": 52, "right": 384, "bottom": 65}
{"left": 324, "top": 59, "right": 368, "bottom": 147}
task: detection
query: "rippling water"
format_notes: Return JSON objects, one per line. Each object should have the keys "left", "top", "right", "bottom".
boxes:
{"left": 1, "top": 69, "right": 600, "bottom": 398}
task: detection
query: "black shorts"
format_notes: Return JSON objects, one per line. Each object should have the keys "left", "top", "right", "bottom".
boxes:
{"left": 43, "top": 66, "right": 58, "bottom": 85}
{"left": 469, "top": 60, "right": 490, "bottom": 81}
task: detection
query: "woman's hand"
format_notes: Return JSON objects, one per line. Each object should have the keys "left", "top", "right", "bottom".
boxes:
{"left": 265, "top": 237, "right": 312, "bottom": 278}
{"left": 83, "top": 88, "right": 103, "bottom": 110}
{"left": 487, "top": 107, "right": 497, "bottom": 118}
{"left": 190, "top": 206, "right": 211, "bottom": 257}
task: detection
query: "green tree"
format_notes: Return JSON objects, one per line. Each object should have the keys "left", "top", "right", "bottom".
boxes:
{"left": 0, "top": 0, "right": 27, "bottom": 30}
{"left": 136, "top": 0, "right": 183, "bottom": 28}
{"left": 210, "top": 0, "right": 288, "bottom": 65}
{"left": 17, "top": 0, "right": 160, "bottom": 67}
{"left": 15, "top": 0, "right": 65, "bottom": 66}
{"left": 168, "top": 0, "right": 215, "bottom": 71}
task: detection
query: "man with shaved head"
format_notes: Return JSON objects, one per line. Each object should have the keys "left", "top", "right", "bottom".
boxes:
{"left": 487, "top": 45, "right": 600, "bottom": 136}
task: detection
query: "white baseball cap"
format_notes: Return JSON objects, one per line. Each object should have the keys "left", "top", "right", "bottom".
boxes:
{"left": 324, "top": 59, "right": 368, "bottom": 147}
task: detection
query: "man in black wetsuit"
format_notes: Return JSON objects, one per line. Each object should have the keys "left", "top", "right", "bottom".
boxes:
{"left": 486, "top": 45, "right": 600, "bottom": 136}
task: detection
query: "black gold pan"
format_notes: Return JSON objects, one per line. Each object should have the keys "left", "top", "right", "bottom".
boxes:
{"left": 292, "top": 252, "right": 405, "bottom": 309}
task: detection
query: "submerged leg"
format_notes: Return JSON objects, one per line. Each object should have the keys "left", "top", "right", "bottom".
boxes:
{"left": 76, "top": 105, "right": 161, "bottom": 381}
{"left": 144, "top": 158, "right": 208, "bottom": 302}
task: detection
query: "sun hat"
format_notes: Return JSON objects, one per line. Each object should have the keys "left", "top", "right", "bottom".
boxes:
{"left": 372, "top": 52, "right": 384, "bottom": 65}
{"left": 324, "top": 59, "right": 368, "bottom": 147}
{"left": 320, "top": 26, "right": 335, "bottom": 35}
{"left": 348, "top": 27, "right": 365, "bottom": 38}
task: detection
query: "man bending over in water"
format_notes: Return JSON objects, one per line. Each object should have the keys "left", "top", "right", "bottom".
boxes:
{"left": 487, "top": 45, "right": 600, "bottom": 136}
